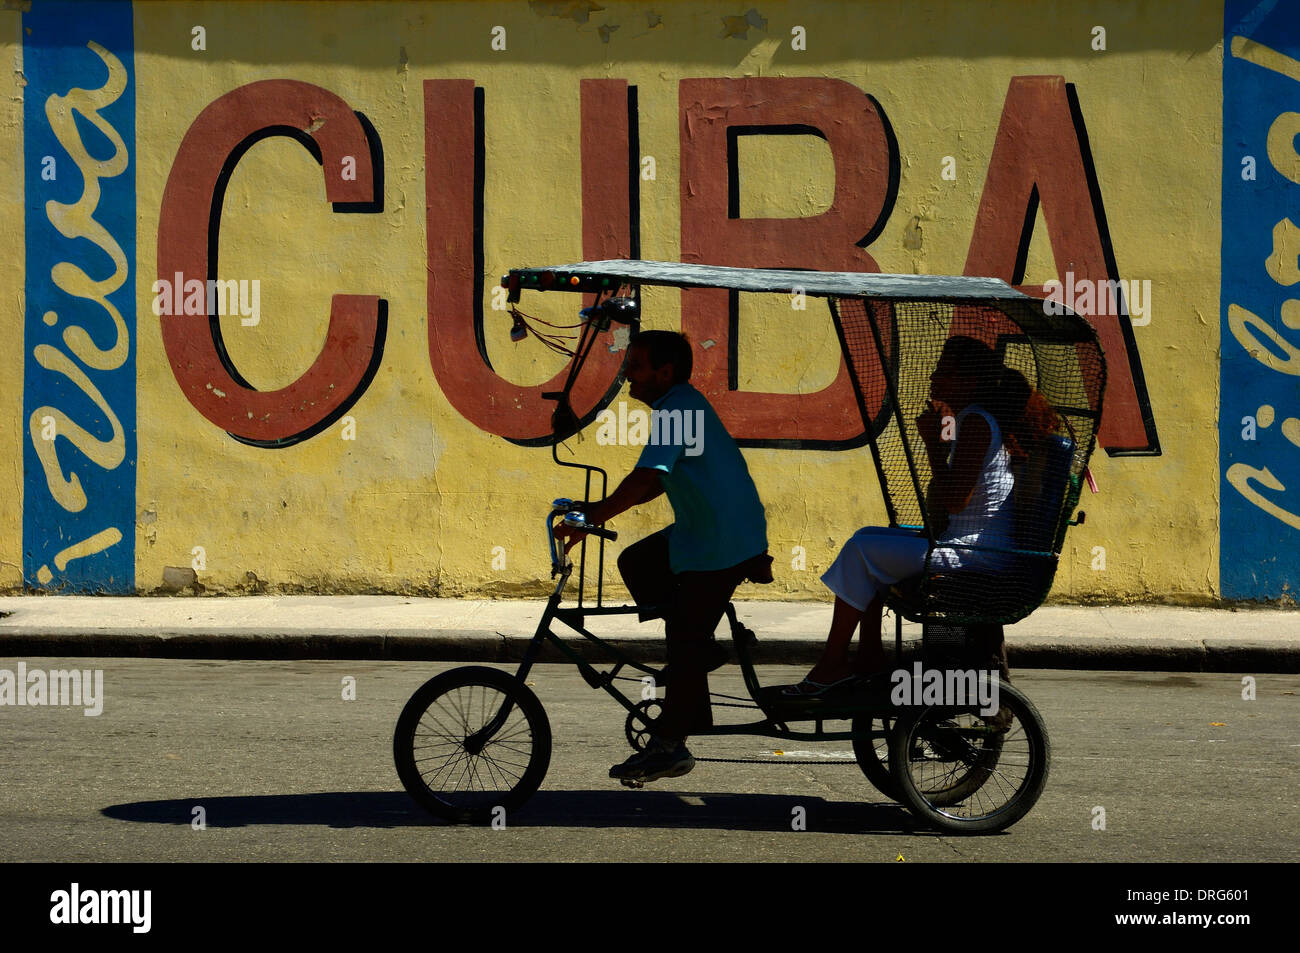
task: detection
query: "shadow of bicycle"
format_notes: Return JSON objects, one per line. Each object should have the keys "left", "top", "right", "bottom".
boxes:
{"left": 102, "top": 789, "right": 939, "bottom": 834}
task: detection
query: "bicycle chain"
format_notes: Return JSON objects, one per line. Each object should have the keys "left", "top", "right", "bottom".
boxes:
{"left": 611, "top": 674, "right": 775, "bottom": 709}
{"left": 618, "top": 672, "right": 865, "bottom": 763}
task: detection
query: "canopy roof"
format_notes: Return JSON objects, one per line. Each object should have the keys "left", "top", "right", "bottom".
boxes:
{"left": 505, "top": 259, "right": 1024, "bottom": 300}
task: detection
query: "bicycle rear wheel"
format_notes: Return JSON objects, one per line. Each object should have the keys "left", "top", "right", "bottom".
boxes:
{"left": 854, "top": 714, "right": 1000, "bottom": 805}
{"left": 889, "top": 680, "right": 1048, "bottom": 834}
{"left": 394, "top": 665, "right": 551, "bottom": 824}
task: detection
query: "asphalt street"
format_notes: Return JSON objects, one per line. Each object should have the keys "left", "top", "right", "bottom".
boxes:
{"left": 0, "top": 658, "right": 1295, "bottom": 862}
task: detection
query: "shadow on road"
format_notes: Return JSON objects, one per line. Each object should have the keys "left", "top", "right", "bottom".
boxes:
{"left": 102, "top": 789, "right": 938, "bottom": 834}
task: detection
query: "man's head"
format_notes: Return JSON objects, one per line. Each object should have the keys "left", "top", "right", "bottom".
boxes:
{"left": 626, "top": 330, "right": 692, "bottom": 404}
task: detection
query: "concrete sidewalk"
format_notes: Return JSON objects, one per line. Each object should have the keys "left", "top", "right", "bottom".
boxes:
{"left": 1, "top": 595, "right": 1297, "bottom": 672}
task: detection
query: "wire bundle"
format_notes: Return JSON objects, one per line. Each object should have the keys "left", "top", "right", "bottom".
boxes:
{"left": 508, "top": 307, "right": 582, "bottom": 356}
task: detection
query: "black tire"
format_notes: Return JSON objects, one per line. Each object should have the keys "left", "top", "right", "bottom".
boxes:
{"left": 394, "top": 666, "right": 551, "bottom": 824}
{"left": 851, "top": 716, "right": 899, "bottom": 800}
{"left": 853, "top": 714, "right": 997, "bottom": 805}
{"left": 889, "top": 680, "right": 1048, "bottom": 834}
{"left": 625, "top": 699, "right": 664, "bottom": 753}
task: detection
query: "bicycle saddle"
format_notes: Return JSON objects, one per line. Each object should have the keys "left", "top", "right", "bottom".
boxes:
{"left": 742, "top": 552, "right": 775, "bottom": 584}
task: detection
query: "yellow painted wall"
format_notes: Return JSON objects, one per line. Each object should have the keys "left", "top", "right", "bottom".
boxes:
{"left": 5, "top": 1, "right": 1230, "bottom": 603}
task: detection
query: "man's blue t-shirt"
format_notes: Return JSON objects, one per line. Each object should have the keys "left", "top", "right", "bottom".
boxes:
{"left": 634, "top": 382, "right": 768, "bottom": 573}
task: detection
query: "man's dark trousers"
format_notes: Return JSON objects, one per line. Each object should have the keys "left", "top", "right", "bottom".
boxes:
{"left": 617, "top": 528, "right": 760, "bottom": 741}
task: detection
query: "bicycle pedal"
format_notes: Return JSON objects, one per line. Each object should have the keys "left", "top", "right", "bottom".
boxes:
{"left": 619, "top": 777, "right": 645, "bottom": 789}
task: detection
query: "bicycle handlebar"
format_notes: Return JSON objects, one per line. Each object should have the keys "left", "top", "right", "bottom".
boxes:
{"left": 562, "top": 512, "right": 618, "bottom": 542}
{"left": 547, "top": 498, "right": 618, "bottom": 577}
{"left": 550, "top": 498, "right": 618, "bottom": 541}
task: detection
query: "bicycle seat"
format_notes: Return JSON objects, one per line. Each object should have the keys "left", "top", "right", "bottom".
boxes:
{"left": 889, "top": 568, "right": 1002, "bottom": 607}
{"left": 742, "top": 551, "right": 775, "bottom": 584}
{"left": 888, "top": 549, "right": 1059, "bottom": 626}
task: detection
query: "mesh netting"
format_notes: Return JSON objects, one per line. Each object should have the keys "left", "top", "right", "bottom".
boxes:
{"left": 829, "top": 296, "right": 1106, "bottom": 625}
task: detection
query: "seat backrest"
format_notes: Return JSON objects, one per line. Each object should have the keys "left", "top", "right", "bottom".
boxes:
{"left": 1012, "top": 434, "right": 1076, "bottom": 554}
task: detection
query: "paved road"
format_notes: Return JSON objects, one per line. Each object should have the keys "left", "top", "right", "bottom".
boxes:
{"left": 0, "top": 658, "right": 1295, "bottom": 862}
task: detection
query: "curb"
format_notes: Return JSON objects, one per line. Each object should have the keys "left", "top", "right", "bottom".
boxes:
{"left": 1, "top": 630, "right": 1296, "bottom": 672}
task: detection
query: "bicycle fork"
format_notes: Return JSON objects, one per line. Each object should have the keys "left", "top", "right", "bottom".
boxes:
{"left": 463, "top": 582, "right": 562, "bottom": 753}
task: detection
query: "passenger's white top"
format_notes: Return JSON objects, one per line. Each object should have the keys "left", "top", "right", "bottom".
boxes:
{"left": 940, "top": 406, "right": 1016, "bottom": 554}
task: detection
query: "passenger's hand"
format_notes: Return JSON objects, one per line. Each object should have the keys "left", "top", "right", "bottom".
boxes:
{"left": 917, "top": 399, "right": 956, "bottom": 470}
{"left": 916, "top": 399, "right": 948, "bottom": 444}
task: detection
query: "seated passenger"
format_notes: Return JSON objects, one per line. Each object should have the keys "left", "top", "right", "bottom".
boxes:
{"left": 785, "top": 337, "right": 1052, "bottom": 696}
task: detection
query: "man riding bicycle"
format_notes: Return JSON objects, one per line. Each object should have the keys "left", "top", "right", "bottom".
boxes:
{"left": 553, "top": 330, "right": 770, "bottom": 784}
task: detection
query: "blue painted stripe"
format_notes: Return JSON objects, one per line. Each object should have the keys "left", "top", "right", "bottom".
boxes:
{"left": 22, "top": 1, "right": 136, "bottom": 593}
{"left": 1221, "top": 1, "right": 1300, "bottom": 600}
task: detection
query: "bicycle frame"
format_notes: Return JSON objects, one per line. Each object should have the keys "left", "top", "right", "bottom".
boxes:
{"left": 398, "top": 262, "right": 1065, "bottom": 833}
{"left": 485, "top": 262, "right": 1102, "bottom": 752}
{"left": 502, "top": 506, "right": 906, "bottom": 747}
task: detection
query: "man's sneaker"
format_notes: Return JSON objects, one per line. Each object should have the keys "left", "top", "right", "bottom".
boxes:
{"left": 609, "top": 739, "right": 695, "bottom": 784}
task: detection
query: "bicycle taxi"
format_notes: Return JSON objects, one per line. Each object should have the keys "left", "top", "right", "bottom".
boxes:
{"left": 394, "top": 261, "right": 1106, "bottom": 834}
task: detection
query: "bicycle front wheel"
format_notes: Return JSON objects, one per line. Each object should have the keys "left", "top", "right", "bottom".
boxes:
{"left": 394, "top": 665, "right": 551, "bottom": 824}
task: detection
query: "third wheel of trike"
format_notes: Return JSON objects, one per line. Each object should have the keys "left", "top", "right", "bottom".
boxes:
{"left": 888, "top": 679, "right": 1049, "bottom": 834}
{"left": 393, "top": 665, "right": 551, "bottom": 824}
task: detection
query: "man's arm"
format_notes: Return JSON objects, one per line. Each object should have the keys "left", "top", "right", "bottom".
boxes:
{"left": 552, "top": 468, "right": 663, "bottom": 552}
{"left": 584, "top": 468, "right": 663, "bottom": 525}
